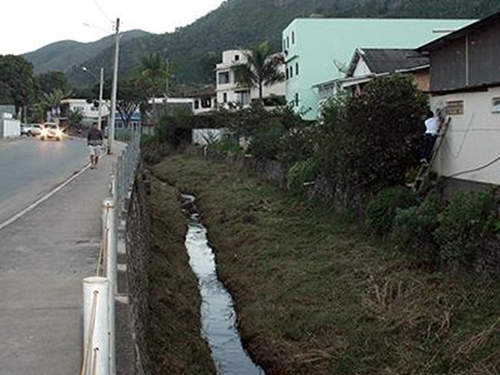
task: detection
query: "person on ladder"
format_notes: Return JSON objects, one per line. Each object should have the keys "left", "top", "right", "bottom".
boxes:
{"left": 420, "top": 109, "right": 440, "bottom": 164}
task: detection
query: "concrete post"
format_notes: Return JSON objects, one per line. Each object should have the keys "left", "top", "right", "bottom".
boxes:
{"left": 83, "top": 277, "right": 109, "bottom": 375}
{"left": 102, "top": 198, "right": 116, "bottom": 375}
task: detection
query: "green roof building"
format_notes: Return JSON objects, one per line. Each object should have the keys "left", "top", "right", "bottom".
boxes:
{"left": 282, "top": 18, "right": 475, "bottom": 120}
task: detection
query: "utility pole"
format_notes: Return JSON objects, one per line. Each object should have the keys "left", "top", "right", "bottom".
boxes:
{"left": 108, "top": 17, "right": 120, "bottom": 154}
{"left": 98, "top": 67, "right": 104, "bottom": 131}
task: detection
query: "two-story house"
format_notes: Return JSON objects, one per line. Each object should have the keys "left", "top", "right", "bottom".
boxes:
{"left": 215, "top": 49, "right": 285, "bottom": 109}
{"left": 417, "top": 11, "right": 500, "bottom": 190}
{"left": 60, "top": 98, "right": 111, "bottom": 128}
{"left": 283, "top": 17, "right": 475, "bottom": 120}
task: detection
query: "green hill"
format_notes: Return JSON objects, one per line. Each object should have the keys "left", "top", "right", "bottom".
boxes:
{"left": 26, "top": 0, "right": 499, "bottom": 88}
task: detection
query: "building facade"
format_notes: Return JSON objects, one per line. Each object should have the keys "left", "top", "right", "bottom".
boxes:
{"left": 60, "top": 98, "right": 110, "bottom": 128}
{"left": 282, "top": 18, "right": 475, "bottom": 120}
{"left": 417, "top": 11, "right": 500, "bottom": 188}
{"left": 215, "top": 49, "right": 285, "bottom": 109}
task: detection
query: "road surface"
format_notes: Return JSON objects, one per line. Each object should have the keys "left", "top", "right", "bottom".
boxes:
{"left": 0, "top": 137, "right": 88, "bottom": 224}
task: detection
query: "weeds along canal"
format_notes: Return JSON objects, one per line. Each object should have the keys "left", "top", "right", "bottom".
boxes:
{"left": 182, "top": 194, "right": 265, "bottom": 375}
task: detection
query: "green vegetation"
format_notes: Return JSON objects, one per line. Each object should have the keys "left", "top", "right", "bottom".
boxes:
{"left": 233, "top": 41, "right": 285, "bottom": 102}
{"left": 149, "top": 154, "right": 500, "bottom": 375}
{"left": 147, "top": 174, "right": 216, "bottom": 375}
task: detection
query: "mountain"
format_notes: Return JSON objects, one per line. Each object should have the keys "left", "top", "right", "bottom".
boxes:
{"left": 26, "top": 0, "right": 499, "bottom": 89}
{"left": 23, "top": 30, "right": 152, "bottom": 75}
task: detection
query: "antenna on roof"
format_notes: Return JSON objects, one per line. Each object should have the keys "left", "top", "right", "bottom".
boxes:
{"left": 333, "top": 59, "right": 349, "bottom": 74}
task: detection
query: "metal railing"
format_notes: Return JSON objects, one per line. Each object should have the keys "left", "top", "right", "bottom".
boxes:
{"left": 81, "top": 130, "right": 141, "bottom": 375}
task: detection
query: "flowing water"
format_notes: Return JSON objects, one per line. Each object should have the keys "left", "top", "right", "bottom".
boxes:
{"left": 183, "top": 195, "right": 265, "bottom": 375}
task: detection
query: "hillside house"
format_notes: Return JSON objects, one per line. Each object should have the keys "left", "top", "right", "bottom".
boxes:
{"left": 282, "top": 18, "right": 475, "bottom": 120}
{"left": 315, "top": 48, "right": 429, "bottom": 106}
{"left": 191, "top": 86, "right": 217, "bottom": 115}
{"left": 417, "top": 11, "right": 500, "bottom": 189}
{"left": 215, "top": 49, "right": 285, "bottom": 109}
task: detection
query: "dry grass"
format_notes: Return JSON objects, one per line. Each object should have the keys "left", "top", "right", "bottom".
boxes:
{"left": 149, "top": 154, "right": 500, "bottom": 375}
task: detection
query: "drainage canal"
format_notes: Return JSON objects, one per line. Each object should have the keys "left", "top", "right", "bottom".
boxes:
{"left": 182, "top": 194, "right": 265, "bottom": 375}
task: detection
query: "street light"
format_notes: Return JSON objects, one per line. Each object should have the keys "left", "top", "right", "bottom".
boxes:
{"left": 82, "top": 66, "right": 104, "bottom": 131}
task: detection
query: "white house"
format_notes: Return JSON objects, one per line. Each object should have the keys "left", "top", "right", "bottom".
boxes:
{"left": 417, "top": 11, "right": 500, "bottom": 189}
{"left": 60, "top": 98, "right": 110, "bottom": 127}
{"left": 215, "top": 49, "right": 285, "bottom": 109}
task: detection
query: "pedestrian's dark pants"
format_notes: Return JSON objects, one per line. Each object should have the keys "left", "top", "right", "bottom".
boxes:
{"left": 421, "top": 134, "right": 437, "bottom": 162}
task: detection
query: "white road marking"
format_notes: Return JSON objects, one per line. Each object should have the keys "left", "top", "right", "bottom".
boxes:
{"left": 0, "top": 164, "right": 91, "bottom": 231}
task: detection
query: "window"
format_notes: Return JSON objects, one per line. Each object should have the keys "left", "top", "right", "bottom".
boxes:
{"left": 289, "top": 66, "right": 293, "bottom": 78}
{"left": 218, "top": 71, "right": 230, "bottom": 84}
{"left": 286, "top": 36, "right": 290, "bottom": 49}
{"left": 237, "top": 90, "right": 250, "bottom": 106}
{"left": 295, "top": 62, "right": 299, "bottom": 76}
{"left": 234, "top": 54, "right": 239, "bottom": 61}
{"left": 286, "top": 68, "right": 289, "bottom": 80}
{"left": 492, "top": 97, "right": 500, "bottom": 113}
{"left": 294, "top": 93, "right": 299, "bottom": 107}
{"left": 223, "top": 93, "right": 227, "bottom": 103}
{"left": 194, "top": 100, "right": 199, "bottom": 109}
{"left": 201, "top": 98, "right": 212, "bottom": 108}
{"left": 292, "top": 31, "right": 295, "bottom": 44}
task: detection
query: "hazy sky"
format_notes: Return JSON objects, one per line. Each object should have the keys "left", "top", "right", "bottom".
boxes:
{"left": 1, "top": 0, "right": 226, "bottom": 55}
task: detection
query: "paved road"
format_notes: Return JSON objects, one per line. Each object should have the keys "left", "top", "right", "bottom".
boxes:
{"left": 0, "top": 140, "right": 120, "bottom": 375}
{"left": 0, "top": 137, "right": 88, "bottom": 224}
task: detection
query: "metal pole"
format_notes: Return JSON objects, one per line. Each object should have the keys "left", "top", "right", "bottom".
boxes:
{"left": 83, "top": 276, "right": 109, "bottom": 375}
{"left": 102, "top": 198, "right": 116, "bottom": 375}
{"left": 108, "top": 17, "right": 120, "bottom": 155}
{"left": 98, "top": 67, "right": 104, "bottom": 131}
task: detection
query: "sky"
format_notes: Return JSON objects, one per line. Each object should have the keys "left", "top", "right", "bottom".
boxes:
{"left": 1, "top": 0, "right": 226, "bottom": 55}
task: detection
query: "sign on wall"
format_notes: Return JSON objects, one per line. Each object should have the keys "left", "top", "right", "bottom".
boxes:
{"left": 445, "top": 100, "right": 464, "bottom": 115}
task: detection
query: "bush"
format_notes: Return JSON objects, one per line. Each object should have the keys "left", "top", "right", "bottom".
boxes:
{"left": 287, "top": 159, "right": 317, "bottom": 195}
{"left": 434, "top": 189, "right": 500, "bottom": 265}
{"left": 392, "top": 191, "right": 442, "bottom": 264}
{"left": 365, "top": 186, "right": 418, "bottom": 237}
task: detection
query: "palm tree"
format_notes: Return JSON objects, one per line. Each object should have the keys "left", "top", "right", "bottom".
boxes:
{"left": 137, "top": 52, "right": 170, "bottom": 98}
{"left": 41, "top": 88, "right": 71, "bottom": 121}
{"left": 233, "top": 41, "right": 285, "bottom": 103}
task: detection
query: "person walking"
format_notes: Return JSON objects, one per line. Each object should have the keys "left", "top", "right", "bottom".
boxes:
{"left": 87, "top": 123, "right": 104, "bottom": 169}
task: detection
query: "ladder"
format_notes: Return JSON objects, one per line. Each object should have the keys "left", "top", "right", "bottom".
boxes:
{"left": 411, "top": 117, "right": 451, "bottom": 193}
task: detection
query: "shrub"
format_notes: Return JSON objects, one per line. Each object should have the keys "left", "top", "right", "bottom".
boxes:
{"left": 287, "top": 159, "right": 317, "bottom": 195}
{"left": 365, "top": 186, "right": 418, "bottom": 237}
{"left": 434, "top": 189, "right": 500, "bottom": 265}
{"left": 392, "top": 191, "right": 442, "bottom": 264}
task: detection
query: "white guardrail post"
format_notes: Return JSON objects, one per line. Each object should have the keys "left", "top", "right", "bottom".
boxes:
{"left": 83, "top": 277, "right": 109, "bottom": 375}
{"left": 103, "top": 198, "right": 117, "bottom": 375}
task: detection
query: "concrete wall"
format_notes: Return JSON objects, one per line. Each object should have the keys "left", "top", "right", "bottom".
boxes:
{"left": 118, "top": 162, "right": 151, "bottom": 375}
{"left": 0, "top": 117, "right": 21, "bottom": 138}
{"left": 431, "top": 86, "right": 500, "bottom": 185}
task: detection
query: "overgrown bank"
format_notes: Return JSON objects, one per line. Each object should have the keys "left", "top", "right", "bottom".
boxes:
{"left": 150, "top": 153, "right": 500, "bottom": 375}
{"left": 146, "top": 175, "right": 216, "bottom": 375}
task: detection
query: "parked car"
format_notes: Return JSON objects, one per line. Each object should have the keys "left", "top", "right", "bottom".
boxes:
{"left": 31, "top": 124, "right": 43, "bottom": 137}
{"left": 20, "top": 124, "right": 33, "bottom": 136}
{"left": 40, "top": 123, "right": 63, "bottom": 141}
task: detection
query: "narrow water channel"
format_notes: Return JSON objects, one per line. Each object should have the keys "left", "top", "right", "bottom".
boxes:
{"left": 183, "top": 195, "right": 265, "bottom": 375}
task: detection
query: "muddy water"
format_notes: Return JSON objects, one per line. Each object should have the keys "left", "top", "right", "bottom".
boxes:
{"left": 184, "top": 196, "right": 265, "bottom": 375}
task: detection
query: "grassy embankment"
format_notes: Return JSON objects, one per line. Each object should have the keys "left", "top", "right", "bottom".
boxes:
{"left": 149, "top": 153, "right": 500, "bottom": 375}
{"left": 147, "top": 175, "right": 216, "bottom": 375}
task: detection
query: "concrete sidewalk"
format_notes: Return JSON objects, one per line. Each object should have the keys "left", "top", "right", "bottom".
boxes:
{"left": 0, "top": 149, "right": 120, "bottom": 375}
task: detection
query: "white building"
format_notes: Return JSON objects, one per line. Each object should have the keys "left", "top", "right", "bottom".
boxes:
{"left": 60, "top": 98, "right": 110, "bottom": 127}
{"left": 215, "top": 49, "right": 285, "bottom": 109}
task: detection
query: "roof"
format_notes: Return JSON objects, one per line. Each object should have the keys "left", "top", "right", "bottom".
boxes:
{"left": 417, "top": 11, "right": 500, "bottom": 52}
{"left": 348, "top": 48, "right": 429, "bottom": 76}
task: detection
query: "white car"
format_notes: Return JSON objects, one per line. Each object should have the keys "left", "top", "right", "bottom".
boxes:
{"left": 40, "top": 123, "right": 63, "bottom": 141}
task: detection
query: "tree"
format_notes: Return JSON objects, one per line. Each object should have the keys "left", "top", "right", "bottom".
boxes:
{"left": 233, "top": 41, "right": 285, "bottom": 102}
{"left": 37, "top": 71, "right": 70, "bottom": 95}
{"left": 0, "top": 55, "right": 37, "bottom": 115}
{"left": 136, "top": 52, "right": 170, "bottom": 98}
{"left": 40, "top": 89, "right": 71, "bottom": 121}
